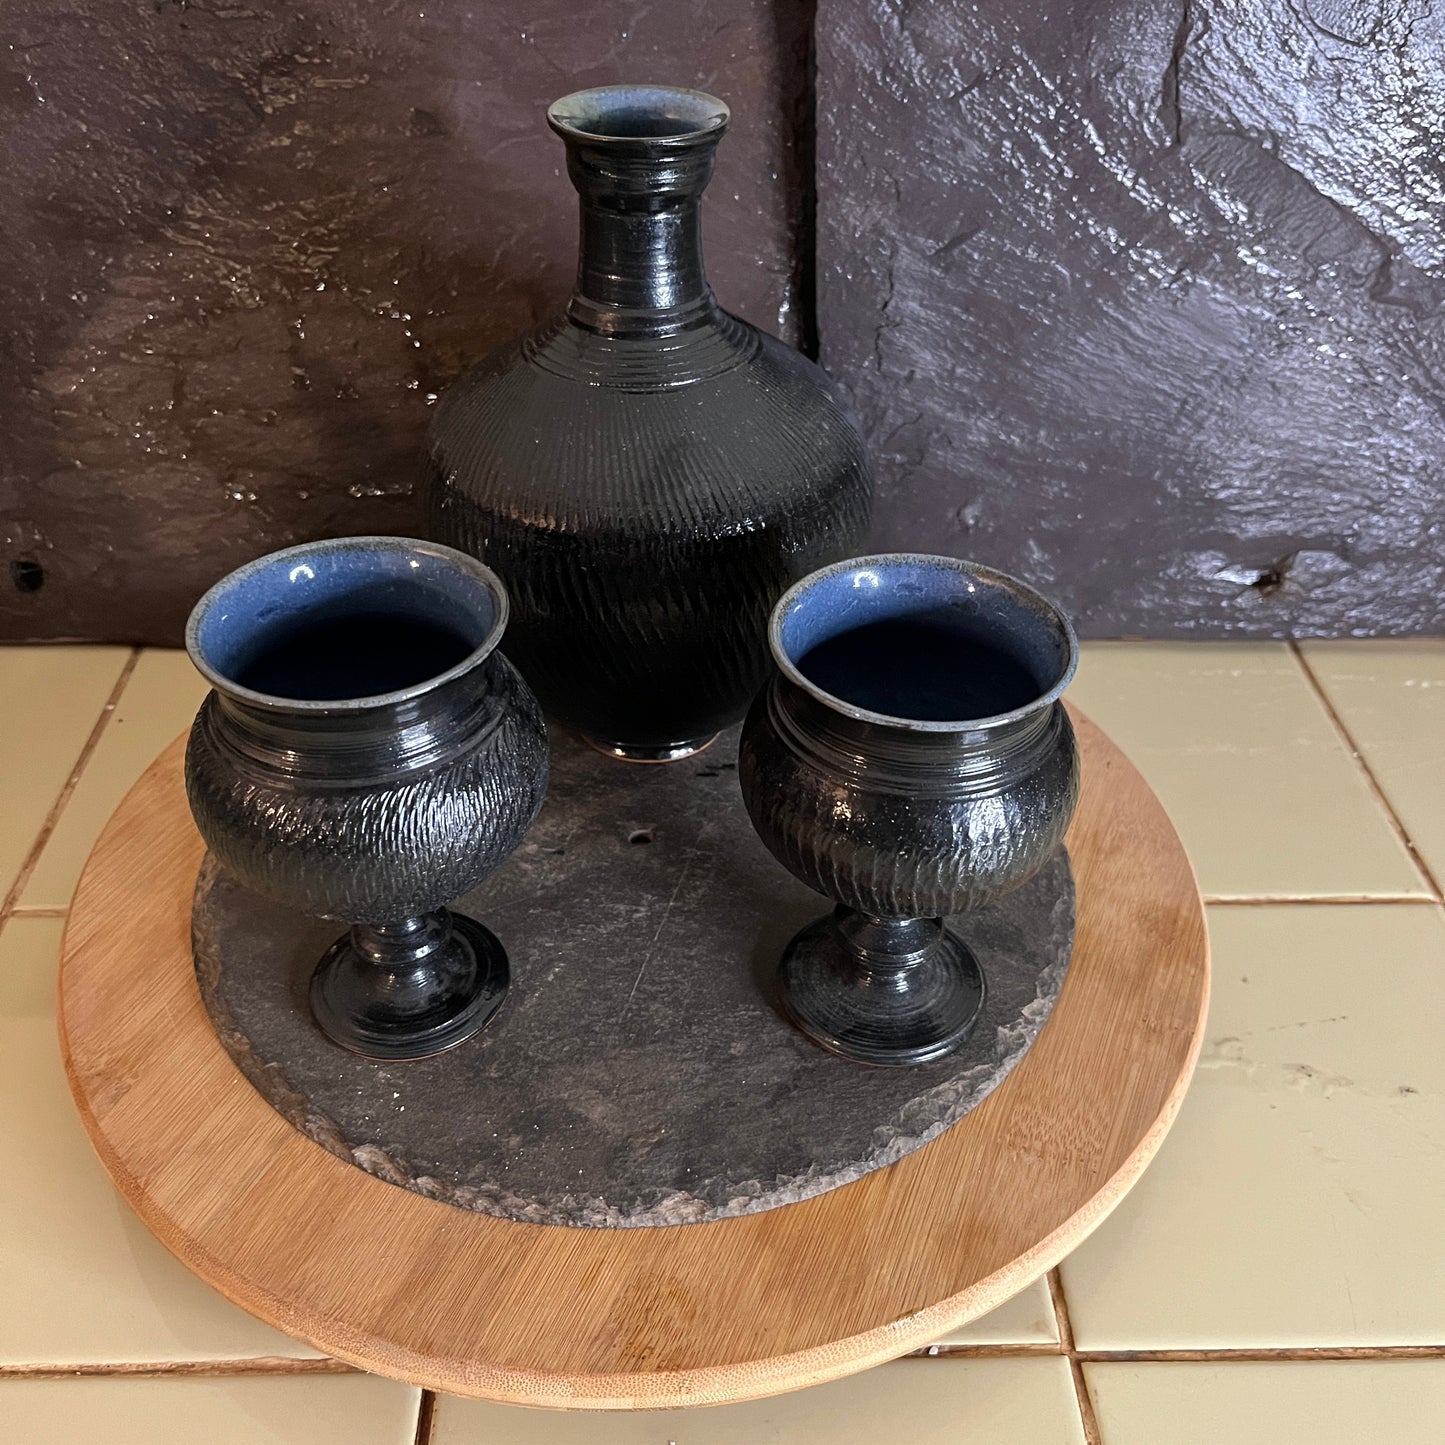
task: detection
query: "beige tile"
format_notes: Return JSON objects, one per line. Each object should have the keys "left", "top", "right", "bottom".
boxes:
{"left": 433, "top": 1358, "right": 1085, "bottom": 1443}
{"left": 1299, "top": 640, "right": 1445, "bottom": 891}
{"left": 1086, "top": 1360, "right": 1445, "bottom": 1445}
{"left": 0, "top": 645, "right": 129, "bottom": 900}
{"left": 0, "top": 916, "right": 324, "bottom": 1363}
{"left": 1069, "top": 643, "right": 1428, "bottom": 897}
{"left": 20, "top": 649, "right": 207, "bottom": 909}
{"left": 1062, "top": 904, "right": 1445, "bottom": 1348}
{"left": 0, "top": 1375, "right": 420, "bottom": 1445}
{"left": 929, "top": 1276, "right": 1059, "bottom": 1347}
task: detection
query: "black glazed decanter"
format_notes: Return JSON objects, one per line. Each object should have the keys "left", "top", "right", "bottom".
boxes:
{"left": 426, "top": 84, "right": 873, "bottom": 762}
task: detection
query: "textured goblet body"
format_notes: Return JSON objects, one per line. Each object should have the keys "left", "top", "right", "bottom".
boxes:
{"left": 186, "top": 654, "right": 547, "bottom": 925}
{"left": 739, "top": 677, "right": 1079, "bottom": 920}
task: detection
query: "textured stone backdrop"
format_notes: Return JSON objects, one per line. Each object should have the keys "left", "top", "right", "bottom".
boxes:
{"left": 1, "top": 0, "right": 811, "bottom": 642}
{"left": 818, "top": 0, "right": 1445, "bottom": 635}
{"left": 5, "top": 0, "right": 1444, "bottom": 641}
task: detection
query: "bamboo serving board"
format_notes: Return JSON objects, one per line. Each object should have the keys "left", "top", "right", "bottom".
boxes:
{"left": 58, "top": 707, "right": 1208, "bottom": 1410}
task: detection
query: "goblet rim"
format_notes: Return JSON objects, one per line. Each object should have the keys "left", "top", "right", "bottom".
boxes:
{"left": 547, "top": 84, "right": 731, "bottom": 147}
{"left": 185, "top": 535, "right": 510, "bottom": 714}
{"left": 768, "top": 552, "right": 1079, "bottom": 735}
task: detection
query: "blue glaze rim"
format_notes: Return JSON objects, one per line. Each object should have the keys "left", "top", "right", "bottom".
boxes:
{"left": 547, "top": 85, "right": 730, "bottom": 147}
{"left": 185, "top": 536, "right": 510, "bottom": 713}
{"left": 768, "top": 553, "right": 1079, "bottom": 733}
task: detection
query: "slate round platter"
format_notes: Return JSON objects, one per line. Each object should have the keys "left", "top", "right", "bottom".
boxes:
{"left": 192, "top": 724, "right": 1075, "bottom": 1227}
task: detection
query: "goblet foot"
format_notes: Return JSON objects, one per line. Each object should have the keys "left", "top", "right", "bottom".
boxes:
{"left": 778, "top": 908, "right": 987, "bottom": 1066}
{"left": 310, "top": 909, "right": 509, "bottom": 1061}
{"left": 584, "top": 733, "right": 719, "bottom": 764}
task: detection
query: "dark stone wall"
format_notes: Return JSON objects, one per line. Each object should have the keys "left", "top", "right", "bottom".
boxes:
{"left": 1, "top": 0, "right": 812, "bottom": 643}
{"left": 817, "top": 0, "right": 1445, "bottom": 635}
{"left": 6, "top": 0, "right": 1443, "bottom": 641}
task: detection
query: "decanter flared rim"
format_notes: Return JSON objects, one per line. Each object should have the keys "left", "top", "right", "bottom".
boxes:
{"left": 547, "top": 84, "right": 729, "bottom": 147}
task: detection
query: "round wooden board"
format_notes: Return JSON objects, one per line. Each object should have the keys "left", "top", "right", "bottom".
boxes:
{"left": 59, "top": 707, "right": 1208, "bottom": 1410}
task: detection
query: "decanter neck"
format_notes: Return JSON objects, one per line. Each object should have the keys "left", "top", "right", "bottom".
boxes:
{"left": 569, "top": 187, "right": 714, "bottom": 335}
{"left": 550, "top": 86, "right": 729, "bottom": 337}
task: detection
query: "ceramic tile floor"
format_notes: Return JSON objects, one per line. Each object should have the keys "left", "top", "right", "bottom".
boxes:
{"left": 0, "top": 640, "right": 1440, "bottom": 1443}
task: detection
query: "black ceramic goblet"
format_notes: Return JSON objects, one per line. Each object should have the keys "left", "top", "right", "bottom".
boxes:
{"left": 185, "top": 537, "right": 549, "bottom": 1060}
{"left": 739, "top": 554, "right": 1080, "bottom": 1066}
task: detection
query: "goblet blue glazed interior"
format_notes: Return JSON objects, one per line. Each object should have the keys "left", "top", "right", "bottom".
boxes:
{"left": 739, "top": 553, "right": 1080, "bottom": 1066}
{"left": 771, "top": 554, "right": 1076, "bottom": 733}
{"left": 188, "top": 538, "right": 506, "bottom": 708}
{"left": 185, "top": 537, "right": 549, "bottom": 1061}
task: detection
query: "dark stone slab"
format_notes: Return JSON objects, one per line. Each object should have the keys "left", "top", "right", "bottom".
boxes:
{"left": 194, "top": 726, "right": 1075, "bottom": 1227}
{"left": 1, "top": 0, "right": 812, "bottom": 644}
{"left": 817, "top": 0, "right": 1445, "bottom": 637}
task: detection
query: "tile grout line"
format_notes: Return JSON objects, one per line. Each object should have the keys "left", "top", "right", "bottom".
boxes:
{"left": 1290, "top": 642, "right": 1444, "bottom": 904}
{"left": 909, "top": 1341, "right": 1064, "bottom": 1359}
{"left": 6, "top": 1338, "right": 1444, "bottom": 1383}
{"left": 1048, "top": 1268, "right": 1103, "bottom": 1445}
{"left": 0, "top": 647, "right": 140, "bottom": 926}
{"left": 917, "top": 1340, "right": 1445, "bottom": 1363}
{"left": 413, "top": 1389, "right": 437, "bottom": 1445}
{"left": 1077, "top": 1345, "right": 1445, "bottom": 1362}
{"left": 0, "top": 1358, "right": 357, "bottom": 1379}
{"left": 1203, "top": 894, "right": 1438, "bottom": 906}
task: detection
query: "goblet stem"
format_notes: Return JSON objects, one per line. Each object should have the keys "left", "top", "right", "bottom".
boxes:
{"left": 309, "top": 906, "right": 510, "bottom": 1061}
{"left": 778, "top": 906, "right": 987, "bottom": 1066}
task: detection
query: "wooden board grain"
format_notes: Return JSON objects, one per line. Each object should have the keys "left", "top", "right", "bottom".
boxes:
{"left": 57, "top": 708, "right": 1208, "bottom": 1409}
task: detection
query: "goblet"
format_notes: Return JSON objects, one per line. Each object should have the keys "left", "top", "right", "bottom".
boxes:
{"left": 738, "top": 554, "right": 1080, "bottom": 1066}
{"left": 184, "top": 536, "right": 549, "bottom": 1060}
